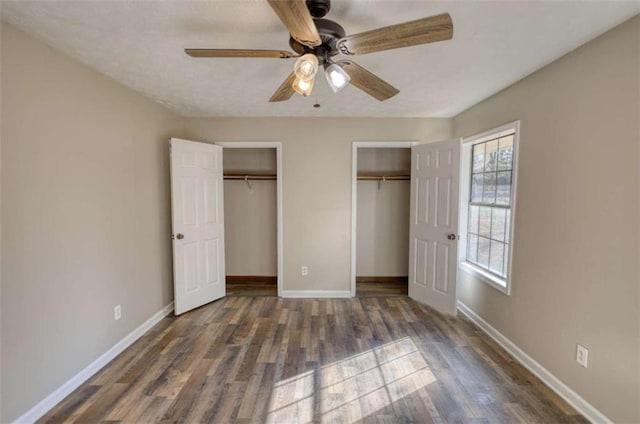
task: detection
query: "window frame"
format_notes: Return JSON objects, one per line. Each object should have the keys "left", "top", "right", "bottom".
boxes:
{"left": 458, "top": 121, "right": 520, "bottom": 295}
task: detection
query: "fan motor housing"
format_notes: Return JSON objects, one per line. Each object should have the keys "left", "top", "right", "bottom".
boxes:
{"left": 289, "top": 18, "right": 345, "bottom": 62}
{"left": 306, "top": 0, "right": 331, "bottom": 18}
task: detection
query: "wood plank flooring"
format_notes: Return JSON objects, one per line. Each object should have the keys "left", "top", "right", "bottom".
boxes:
{"left": 226, "top": 279, "right": 409, "bottom": 298}
{"left": 226, "top": 280, "right": 277, "bottom": 297}
{"left": 356, "top": 281, "right": 408, "bottom": 297}
{"left": 41, "top": 296, "right": 586, "bottom": 423}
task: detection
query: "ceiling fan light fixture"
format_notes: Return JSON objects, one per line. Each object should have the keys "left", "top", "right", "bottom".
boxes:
{"left": 187, "top": 4, "right": 454, "bottom": 104}
{"left": 293, "top": 76, "right": 315, "bottom": 97}
{"left": 294, "top": 53, "right": 319, "bottom": 81}
{"left": 325, "top": 62, "right": 350, "bottom": 93}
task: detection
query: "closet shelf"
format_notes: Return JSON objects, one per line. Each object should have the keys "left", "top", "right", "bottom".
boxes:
{"left": 224, "top": 173, "right": 277, "bottom": 181}
{"left": 357, "top": 174, "right": 410, "bottom": 181}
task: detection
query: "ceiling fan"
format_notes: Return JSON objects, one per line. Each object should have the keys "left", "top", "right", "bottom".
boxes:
{"left": 185, "top": 0, "right": 453, "bottom": 102}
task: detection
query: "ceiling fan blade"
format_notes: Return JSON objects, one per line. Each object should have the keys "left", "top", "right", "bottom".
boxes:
{"left": 339, "top": 60, "right": 399, "bottom": 101}
{"left": 269, "top": 72, "right": 297, "bottom": 102}
{"left": 267, "top": 0, "right": 322, "bottom": 47}
{"left": 337, "top": 13, "right": 453, "bottom": 56}
{"left": 185, "top": 49, "right": 296, "bottom": 59}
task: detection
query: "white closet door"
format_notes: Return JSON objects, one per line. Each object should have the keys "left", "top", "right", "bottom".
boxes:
{"left": 170, "top": 138, "right": 226, "bottom": 315}
{"left": 408, "top": 139, "right": 460, "bottom": 315}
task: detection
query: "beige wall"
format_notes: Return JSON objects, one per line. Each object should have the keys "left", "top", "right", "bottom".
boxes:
{"left": 223, "top": 147, "right": 276, "bottom": 173}
{"left": 453, "top": 16, "right": 640, "bottom": 423}
{"left": 357, "top": 147, "right": 412, "bottom": 175}
{"left": 356, "top": 181, "right": 410, "bottom": 276}
{"left": 223, "top": 148, "right": 277, "bottom": 276}
{"left": 0, "top": 19, "right": 3, "bottom": 422}
{"left": 0, "top": 23, "right": 184, "bottom": 422}
{"left": 224, "top": 181, "right": 277, "bottom": 275}
{"left": 356, "top": 148, "right": 411, "bottom": 276}
{"left": 184, "top": 118, "right": 452, "bottom": 292}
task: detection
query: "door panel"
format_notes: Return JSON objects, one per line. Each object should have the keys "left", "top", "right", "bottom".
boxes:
{"left": 435, "top": 178, "right": 450, "bottom": 227}
{"left": 416, "top": 178, "right": 430, "bottom": 225}
{"left": 170, "top": 138, "right": 226, "bottom": 315}
{"left": 409, "top": 139, "right": 460, "bottom": 315}
{"left": 434, "top": 243, "right": 450, "bottom": 293}
{"left": 204, "top": 239, "right": 220, "bottom": 285}
{"left": 414, "top": 238, "right": 429, "bottom": 286}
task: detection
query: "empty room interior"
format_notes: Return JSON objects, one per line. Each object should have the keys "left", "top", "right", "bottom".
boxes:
{"left": 1, "top": 1, "right": 639, "bottom": 423}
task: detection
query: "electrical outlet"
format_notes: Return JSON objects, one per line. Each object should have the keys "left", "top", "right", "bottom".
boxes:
{"left": 576, "top": 344, "right": 589, "bottom": 368}
{"left": 114, "top": 304, "right": 122, "bottom": 321}
{"left": 301, "top": 266, "right": 309, "bottom": 276}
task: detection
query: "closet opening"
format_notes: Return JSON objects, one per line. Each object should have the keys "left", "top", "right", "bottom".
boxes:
{"left": 218, "top": 142, "right": 283, "bottom": 297}
{"left": 351, "top": 142, "right": 413, "bottom": 297}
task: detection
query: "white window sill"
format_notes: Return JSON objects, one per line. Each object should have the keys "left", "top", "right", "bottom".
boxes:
{"left": 459, "top": 261, "right": 511, "bottom": 295}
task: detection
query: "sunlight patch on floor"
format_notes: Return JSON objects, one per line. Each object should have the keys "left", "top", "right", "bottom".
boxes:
{"left": 266, "top": 370, "right": 315, "bottom": 423}
{"left": 266, "top": 337, "right": 437, "bottom": 423}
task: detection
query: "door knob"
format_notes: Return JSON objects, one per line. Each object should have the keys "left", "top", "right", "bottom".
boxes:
{"left": 176, "top": 233, "right": 184, "bottom": 240}
{"left": 447, "top": 234, "right": 457, "bottom": 240}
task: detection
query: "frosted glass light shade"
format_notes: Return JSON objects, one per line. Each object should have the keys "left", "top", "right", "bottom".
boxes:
{"left": 325, "top": 62, "right": 350, "bottom": 93}
{"left": 292, "top": 76, "right": 315, "bottom": 97}
{"left": 294, "top": 54, "right": 319, "bottom": 81}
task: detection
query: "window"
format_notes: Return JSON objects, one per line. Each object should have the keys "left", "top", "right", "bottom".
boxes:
{"left": 459, "top": 122, "right": 519, "bottom": 294}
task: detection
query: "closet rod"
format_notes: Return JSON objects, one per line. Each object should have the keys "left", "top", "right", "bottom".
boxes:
{"left": 224, "top": 173, "right": 277, "bottom": 181}
{"left": 357, "top": 175, "right": 410, "bottom": 181}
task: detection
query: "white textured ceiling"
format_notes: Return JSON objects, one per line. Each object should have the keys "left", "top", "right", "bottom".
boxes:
{"left": 2, "top": 1, "right": 638, "bottom": 117}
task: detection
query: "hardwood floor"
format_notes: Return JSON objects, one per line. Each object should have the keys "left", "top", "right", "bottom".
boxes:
{"left": 356, "top": 279, "right": 408, "bottom": 297}
{"left": 226, "top": 277, "right": 409, "bottom": 298}
{"left": 41, "top": 296, "right": 586, "bottom": 423}
{"left": 226, "top": 278, "right": 277, "bottom": 297}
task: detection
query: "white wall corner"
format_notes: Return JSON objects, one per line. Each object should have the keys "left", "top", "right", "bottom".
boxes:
{"left": 12, "top": 302, "right": 175, "bottom": 424}
{"left": 457, "top": 301, "right": 612, "bottom": 424}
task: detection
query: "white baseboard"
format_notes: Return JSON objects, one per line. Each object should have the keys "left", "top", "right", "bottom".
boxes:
{"left": 281, "top": 290, "right": 352, "bottom": 298}
{"left": 457, "top": 301, "right": 611, "bottom": 424}
{"left": 13, "top": 302, "right": 175, "bottom": 424}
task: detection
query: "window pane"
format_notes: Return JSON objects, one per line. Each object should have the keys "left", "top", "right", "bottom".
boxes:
{"left": 489, "top": 241, "right": 505, "bottom": 276}
{"left": 483, "top": 172, "right": 497, "bottom": 204}
{"left": 478, "top": 207, "right": 491, "bottom": 237}
{"left": 478, "top": 237, "right": 490, "bottom": 267}
{"left": 467, "top": 234, "right": 478, "bottom": 263}
{"left": 498, "top": 136, "right": 514, "bottom": 171}
{"left": 472, "top": 143, "right": 485, "bottom": 173}
{"left": 468, "top": 205, "right": 479, "bottom": 234}
{"left": 471, "top": 174, "right": 483, "bottom": 203}
{"left": 465, "top": 129, "right": 517, "bottom": 285}
{"left": 503, "top": 245, "right": 510, "bottom": 278}
{"left": 491, "top": 208, "right": 506, "bottom": 242}
{"left": 484, "top": 139, "right": 499, "bottom": 172}
{"left": 496, "top": 171, "right": 512, "bottom": 205}
{"left": 505, "top": 209, "right": 511, "bottom": 243}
